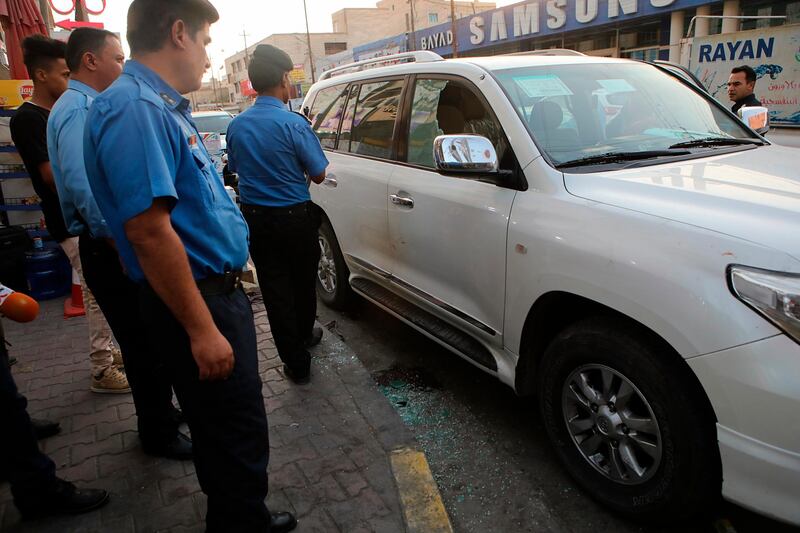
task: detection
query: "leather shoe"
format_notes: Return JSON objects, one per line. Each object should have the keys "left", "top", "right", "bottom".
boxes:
{"left": 16, "top": 478, "right": 109, "bottom": 519}
{"left": 304, "top": 327, "right": 323, "bottom": 348}
{"left": 31, "top": 418, "right": 61, "bottom": 440}
{"left": 282, "top": 365, "right": 310, "bottom": 385}
{"left": 142, "top": 432, "right": 193, "bottom": 461}
{"left": 270, "top": 511, "right": 298, "bottom": 533}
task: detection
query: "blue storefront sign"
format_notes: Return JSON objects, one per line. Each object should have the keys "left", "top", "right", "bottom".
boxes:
{"left": 415, "top": 0, "right": 717, "bottom": 56}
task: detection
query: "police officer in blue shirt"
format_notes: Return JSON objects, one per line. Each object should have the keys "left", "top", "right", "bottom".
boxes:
{"left": 227, "top": 45, "right": 329, "bottom": 386}
{"left": 48, "top": 27, "right": 189, "bottom": 459}
{"left": 83, "top": 2, "right": 295, "bottom": 531}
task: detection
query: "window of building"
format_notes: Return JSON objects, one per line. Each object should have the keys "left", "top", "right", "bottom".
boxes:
{"left": 324, "top": 42, "right": 348, "bottom": 56}
{"left": 309, "top": 85, "right": 349, "bottom": 149}
{"left": 347, "top": 79, "right": 404, "bottom": 159}
{"left": 429, "top": 13, "right": 439, "bottom": 24}
{"left": 741, "top": 1, "right": 800, "bottom": 29}
{"left": 405, "top": 78, "right": 511, "bottom": 170}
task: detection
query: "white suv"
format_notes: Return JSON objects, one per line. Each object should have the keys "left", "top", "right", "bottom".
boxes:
{"left": 303, "top": 52, "right": 800, "bottom": 525}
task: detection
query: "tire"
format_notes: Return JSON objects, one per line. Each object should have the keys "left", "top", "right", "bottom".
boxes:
{"left": 316, "top": 219, "right": 355, "bottom": 310}
{"left": 538, "top": 317, "right": 721, "bottom": 522}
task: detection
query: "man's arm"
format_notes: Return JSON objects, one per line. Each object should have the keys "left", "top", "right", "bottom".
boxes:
{"left": 37, "top": 162, "right": 57, "bottom": 193}
{"left": 291, "top": 121, "right": 329, "bottom": 186}
{"left": 124, "top": 198, "right": 233, "bottom": 381}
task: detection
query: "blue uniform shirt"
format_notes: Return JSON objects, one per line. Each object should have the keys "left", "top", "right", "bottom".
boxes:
{"left": 226, "top": 96, "right": 328, "bottom": 207}
{"left": 48, "top": 79, "right": 111, "bottom": 239}
{"left": 84, "top": 60, "right": 250, "bottom": 283}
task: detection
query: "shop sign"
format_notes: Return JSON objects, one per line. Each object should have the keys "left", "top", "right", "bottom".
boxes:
{"left": 240, "top": 79, "right": 257, "bottom": 98}
{"left": 690, "top": 25, "right": 800, "bottom": 126}
{"left": 0, "top": 80, "right": 34, "bottom": 108}
{"left": 414, "top": 0, "right": 714, "bottom": 55}
{"left": 289, "top": 65, "right": 306, "bottom": 84}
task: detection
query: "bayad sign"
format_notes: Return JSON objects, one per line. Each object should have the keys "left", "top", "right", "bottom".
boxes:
{"left": 418, "top": 0, "right": 713, "bottom": 53}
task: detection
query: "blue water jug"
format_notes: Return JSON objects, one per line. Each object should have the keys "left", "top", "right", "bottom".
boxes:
{"left": 24, "top": 242, "right": 71, "bottom": 301}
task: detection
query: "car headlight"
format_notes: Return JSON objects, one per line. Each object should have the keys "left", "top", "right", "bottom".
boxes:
{"left": 728, "top": 265, "right": 800, "bottom": 344}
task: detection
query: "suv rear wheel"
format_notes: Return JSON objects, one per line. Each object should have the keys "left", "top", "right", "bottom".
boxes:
{"left": 316, "top": 219, "right": 355, "bottom": 310}
{"left": 538, "top": 317, "right": 720, "bottom": 522}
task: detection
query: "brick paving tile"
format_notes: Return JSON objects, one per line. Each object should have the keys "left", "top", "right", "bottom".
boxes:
{"left": 1, "top": 291, "right": 416, "bottom": 532}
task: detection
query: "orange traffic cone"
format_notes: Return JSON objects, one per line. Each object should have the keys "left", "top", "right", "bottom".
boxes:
{"left": 64, "top": 268, "right": 85, "bottom": 318}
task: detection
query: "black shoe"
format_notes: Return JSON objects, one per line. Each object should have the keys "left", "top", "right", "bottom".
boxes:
{"left": 282, "top": 365, "right": 310, "bottom": 385}
{"left": 270, "top": 511, "right": 298, "bottom": 533}
{"left": 16, "top": 478, "right": 109, "bottom": 519}
{"left": 142, "top": 432, "right": 193, "bottom": 461}
{"left": 304, "top": 327, "right": 323, "bottom": 348}
{"left": 31, "top": 418, "right": 61, "bottom": 440}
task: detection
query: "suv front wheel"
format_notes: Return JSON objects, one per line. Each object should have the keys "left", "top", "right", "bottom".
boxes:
{"left": 538, "top": 317, "right": 721, "bottom": 522}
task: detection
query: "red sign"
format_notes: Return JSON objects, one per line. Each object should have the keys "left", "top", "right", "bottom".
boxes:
{"left": 55, "top": 20, "right": 105, "bottom": 30}
{"left": 240, "top": 79, "right": 257, "bottom": 97}
{"left": 49, "top": 0, "right": 107, "bottom": 16}
{"left": 20, "top": 85, "right": 34, "bottom": 99}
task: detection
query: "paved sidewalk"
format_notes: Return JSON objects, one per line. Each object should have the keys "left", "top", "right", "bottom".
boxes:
{"left": 1, "top": 290, "right": 417, "bottom": 532}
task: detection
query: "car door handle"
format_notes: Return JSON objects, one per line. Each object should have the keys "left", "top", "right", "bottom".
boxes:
{"left": 322, "top": 174, "right": 338, "bottom": 188}
{"left": 390, "top": 194, "right": 414, "bottom": 208}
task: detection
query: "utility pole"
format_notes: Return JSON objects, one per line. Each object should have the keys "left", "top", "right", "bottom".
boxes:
{"left": 75, "top": 1, "right": 89, "bottom": 22}
{"left": 303, "top": 0, "right": 316, "bottom": 83}
{"left": 241, "top": 28, "right": 251, "bottom": 66}
{"left": 450, "top": 0, "right": 458, "bottom": 58}
{"left": 409, "top": 0, "right": 416, "bottom": 51}
{"left": 37, "top": 0, "right": 54, "bottom": 30}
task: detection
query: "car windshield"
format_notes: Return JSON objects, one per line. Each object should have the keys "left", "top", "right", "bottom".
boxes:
{"left": 193, "top": 114, "right": 233, "bottom": 134}
{"left": 492, "top": 62, "right": 757, "bottom": 167}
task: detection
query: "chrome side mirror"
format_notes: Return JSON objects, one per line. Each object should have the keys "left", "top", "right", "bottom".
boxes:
{"left": 433, "top": 135, "right": 499, "bottom": 174}
{"left": 738, "top": 106, "right": 770, "bottom": 136}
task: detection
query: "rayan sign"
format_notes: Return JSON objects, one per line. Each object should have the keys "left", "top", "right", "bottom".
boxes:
{"left": 417, "top": 0, "right": 715, "bottom": 54}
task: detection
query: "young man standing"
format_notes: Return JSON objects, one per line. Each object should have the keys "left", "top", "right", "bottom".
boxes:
{"left": 49, "top": 28, "right": 189, "bottom": 460}
{"left": 728, "top": 65, "right": 762, "bottom": 114}
{"left": 10, "top": 35, "right": 129, "bottom": 395}
{"left": 226, "top": 45, "right": 328, "bottom": 386}
{"left": 84, "top": 2, "right": 295, "bottom": 531}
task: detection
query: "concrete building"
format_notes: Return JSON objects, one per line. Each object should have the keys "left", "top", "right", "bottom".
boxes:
{"left": 331, "top": 1, "right": 496, "bottom": 46}
{"left": 224, "top": 32, "right": 349, "bottom": 105}
{"left": 187, "top": 80, "right": 231, "bottom": 111}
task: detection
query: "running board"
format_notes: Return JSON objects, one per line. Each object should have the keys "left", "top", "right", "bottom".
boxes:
{"left": 351, "top": 277, "right": 498, "bottom": 371}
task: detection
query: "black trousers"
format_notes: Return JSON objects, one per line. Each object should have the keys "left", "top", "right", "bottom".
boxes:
{"left": 138, "top": 285, "right": 269, "bottom": 532}
{"left": 79, "top": 235, "right": 178, "bottom": 446}
{"left": 243, "top": 202, "right": 322, "bottom": 377}
{"left": 0, "top": 321, "right": 57, "bottom": 505}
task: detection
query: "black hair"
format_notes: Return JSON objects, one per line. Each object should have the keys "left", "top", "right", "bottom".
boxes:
{"left": 731, "top": 65, "right": 756, "bottom": 84}
{"left": 22, "top": 35, "right": 67, "bottom": 78}
{"left": 127, "top": 0, "right": 219, "bottom": 55}
{"left": 248, "top": 45, "right": 293, "bottom": 93}
{"left": 66, "top": 28, "right": 119, "bottom": 72}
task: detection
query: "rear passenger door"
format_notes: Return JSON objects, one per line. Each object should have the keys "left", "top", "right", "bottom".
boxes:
{"left": 309, "top": 78, "right": 405, "bottom": 279}
{"left": 387, "top": 76, "right": 518, "bottom": 344}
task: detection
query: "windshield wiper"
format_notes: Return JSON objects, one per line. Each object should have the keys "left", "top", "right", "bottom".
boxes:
{"left": 669, "top": 137, "right": 762, "bottom": 149}
{"left": 555, "top": 150, "right": 690, "bottom": 169}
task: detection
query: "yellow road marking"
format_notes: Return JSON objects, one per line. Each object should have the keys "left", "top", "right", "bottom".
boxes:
{"left": 390, "top": 448, "right": 454, "bottom": 533}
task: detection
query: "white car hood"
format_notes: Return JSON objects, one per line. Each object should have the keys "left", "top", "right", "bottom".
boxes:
{"left": 563, "top": 145, "right": 800, "bottom": 262}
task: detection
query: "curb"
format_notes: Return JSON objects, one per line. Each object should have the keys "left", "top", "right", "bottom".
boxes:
{"left": 390, "top": 447, "right": 454, "bottom": 533}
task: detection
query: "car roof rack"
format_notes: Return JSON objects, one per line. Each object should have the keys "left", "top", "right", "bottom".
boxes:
{"left": 319, "top": 51, "right": 444, "bottom": 81}
{"left": 505, "top": 49, "right": 586, "bottom": 57}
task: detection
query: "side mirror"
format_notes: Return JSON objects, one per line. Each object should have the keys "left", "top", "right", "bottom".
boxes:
{"left": 738, "top": 106, "right": 770, "bottom": 136}
{"left": 433, "top": 135, "right": 499, "bottom": 175}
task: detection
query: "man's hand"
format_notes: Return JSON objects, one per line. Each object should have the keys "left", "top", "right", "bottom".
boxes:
{"left": 191, "top": 329, "right": 235, "bottom": 381}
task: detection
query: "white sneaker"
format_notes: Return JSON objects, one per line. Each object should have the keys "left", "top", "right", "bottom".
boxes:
{"left": 91, "top": 366, "right": 131, "bottom": 394}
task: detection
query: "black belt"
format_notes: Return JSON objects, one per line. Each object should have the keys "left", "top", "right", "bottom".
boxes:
{"left": 241, "top": 201, "right": 313, "bottom": 217}
{"left": 196, "top": 271, "right": 243, "bottom": 297}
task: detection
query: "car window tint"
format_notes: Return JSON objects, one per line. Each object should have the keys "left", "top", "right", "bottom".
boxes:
{"left": 348, "top": 79, "right": 404, "bottom": 160}
{"left": 406, "top": 78, "right": 510, "bottom": 169}
{"left": 337, "top": 85, "right": 360, "bottom": 152}
{"left": 309, "top": 85, "right": 348, "bottom": 149}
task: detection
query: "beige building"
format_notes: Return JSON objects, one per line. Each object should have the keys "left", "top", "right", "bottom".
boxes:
{"left": 188, "top": 80, "right": 231, "bottom": 111}
{"left": 331, "top": 1, "right": 495, "bottom": 47}
{"left": 224, "top": 32, "right": 348, "bottom": 105}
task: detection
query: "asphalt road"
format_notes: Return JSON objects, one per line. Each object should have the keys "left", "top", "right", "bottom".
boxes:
{"left": 316, "top": 296, "right": 799, "bottom": 533}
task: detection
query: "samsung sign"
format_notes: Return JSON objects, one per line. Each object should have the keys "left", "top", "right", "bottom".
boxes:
{"left": 417, "top": 0, "right": 716, "bottom": 54}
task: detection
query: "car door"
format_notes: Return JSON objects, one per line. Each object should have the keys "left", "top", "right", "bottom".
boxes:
{"left": 309, "top": 79, "right": 404, "bottom": 278}
{"left": 387, "top": 76, "right": 518, "bottom": 342}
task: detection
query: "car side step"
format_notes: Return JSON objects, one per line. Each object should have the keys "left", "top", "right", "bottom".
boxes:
{"left": 351, "top": 277, "right": 497, "bottom": 371}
